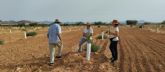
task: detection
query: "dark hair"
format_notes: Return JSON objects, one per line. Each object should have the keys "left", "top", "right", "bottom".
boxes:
{"left": 114, "top": 24, "right": 119, "bottom": 27}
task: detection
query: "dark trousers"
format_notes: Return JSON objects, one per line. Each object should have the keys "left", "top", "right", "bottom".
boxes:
{"left": 109, "top": 38, "right": 118, "bottom": 60}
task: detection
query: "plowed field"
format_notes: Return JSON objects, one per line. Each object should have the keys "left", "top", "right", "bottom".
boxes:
{"left": 0, "top": 26, "right": 165, "bottom": 72}
{"left": 118, "top": 27, "right": 165, "bottom": 72}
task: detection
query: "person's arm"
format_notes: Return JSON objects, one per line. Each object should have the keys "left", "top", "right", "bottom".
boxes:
{"left": 47, "top": 33, "right": 49, "bottom": 38}
{"left": 109, "top": 32, "right": 116, "bottom": 36}
{"left": 110, "top": 27, "right": 119, "bottom": 36}
{"left": 90, "top": 28, "right": 94, "bottom": 36}
{"left": 56, "top": 32, "right": 62, "bottom": 44}
{"left": 57, "top": 25, "right": 62, "bottom": 43}
{"left": 105, "top": 30, "right": 110, "bottom": 38}
{"left": 47, "top": 28, "right": 50, "bottom": 38}
{"left": 57, "top": 33, "right": 62, "bottom": 41}
{"left": 115, "top": 31, "right": 119, "bottom": 37}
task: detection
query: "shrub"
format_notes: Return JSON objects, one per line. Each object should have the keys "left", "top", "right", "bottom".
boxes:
{"left": 75, "top": 22, "right": 84, "bottom": 25}
{"left": 26, "top": 32, "right": 37, "bottom": 37}
{"left": 0, "top": 40, "right": 4, "bottom": 45}
{"left": 96, "top": 34, "right": 108, "bottom": 39}
{"left": 91, "top": 43, "right": 100, "bottom": 52}
{"left": 29, "top": 23, "right": 38, "bottom": 27}
{"left": 84, "top": 42, "right": 101, "bottom": 52}
{"left": 94, "top": 21, "right": 106, "bottom": 25}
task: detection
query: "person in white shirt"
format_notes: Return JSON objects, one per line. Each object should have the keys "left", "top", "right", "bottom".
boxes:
{"left": 108, "top": 20, "right": 120, "bottom": 63}
{"left": 78, "top": 23, "right": 93, "bottom": 52}
{"left": 47, "top": 19, "right": 63, "bottom": 66}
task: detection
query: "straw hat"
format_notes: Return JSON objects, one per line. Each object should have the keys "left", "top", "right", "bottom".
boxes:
{"left": 54, "top": 19, "right": 61, "bottom": 23}
{"left": 112, "top": 20, "right": 119, "bottom": 25}
{"left": 86, "top": 22, "right": 91, "bottom": 26}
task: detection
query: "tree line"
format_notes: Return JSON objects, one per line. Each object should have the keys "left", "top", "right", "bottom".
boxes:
{"left": 1, "top": 20, "right": 165, "bottom": 27}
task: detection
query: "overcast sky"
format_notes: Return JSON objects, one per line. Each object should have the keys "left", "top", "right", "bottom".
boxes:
{"left": 0, "top": 0, "right": 165, "bottom": 22}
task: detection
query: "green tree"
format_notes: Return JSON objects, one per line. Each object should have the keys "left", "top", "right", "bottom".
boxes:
{"left": 29, "top": 23, "right": 38, "bottom": 27}
{"left": 94, "top": 21, "right": 106, "bottom": 25}
{"left": 75, "top": 22, "right": 84, "bottom": 25}
{"left": 161, "top": 20, "right": 165, "bottom": 24}
{"left": 126, "top": 20, "right": 138, "bottom": 27}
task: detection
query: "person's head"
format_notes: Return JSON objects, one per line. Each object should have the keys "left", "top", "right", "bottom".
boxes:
{"left": 112, "top": 19, "right": 119, "bottom": 27}
{"left": 54, "top": 19, "right": 61, "bottom": 24}
{"left": 86, "top": 23, "right": 91, "bottom": 29}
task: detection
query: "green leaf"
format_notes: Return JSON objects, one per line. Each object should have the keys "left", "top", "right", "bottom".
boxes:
{"left": 0, "top": 40, "right": 4, "bottom": 45}
{"left": 26, "top": 32, "right": 37, "bottom": 37}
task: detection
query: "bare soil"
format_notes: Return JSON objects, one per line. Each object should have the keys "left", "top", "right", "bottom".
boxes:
{"left": 1, "top": 26, "right": 165, "bottom": 72}
{"left": 0, "top": 26, "right": 115, "bottom": 72}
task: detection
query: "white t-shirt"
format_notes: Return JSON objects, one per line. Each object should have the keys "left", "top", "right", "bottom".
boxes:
{"left": 84, "top": 28, "right": 93, "bottom": 34}
{"left": 83, "top": 28, "right": 93, "bottom": 38}
{"left": 48, "top": 23, "right": 62, "bottom": 43}
{"left": 112, "top": 27, "right": 119, "bottom": 41}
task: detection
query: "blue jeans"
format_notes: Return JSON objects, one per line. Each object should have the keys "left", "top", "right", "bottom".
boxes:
{"left": 78, "top": 37, "right": 87, "bottom": 52}
{"left": 109, "top": 38, "right": 118, "bottom": 60}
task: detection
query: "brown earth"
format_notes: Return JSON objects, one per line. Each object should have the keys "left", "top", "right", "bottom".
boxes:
{"left": 117, "top": 26, "right": 165, "bottom": 72}
{"left": 0, "top": 26, "right": 116, "bottom": 72}
{"left": 1, "top": 26, "right": 165, "bottom": 72}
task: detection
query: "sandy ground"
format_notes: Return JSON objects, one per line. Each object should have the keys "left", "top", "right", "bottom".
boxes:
{"left": 117, "top": 26, "right": 165, "bottom": 72}
{"left": 0, "top": 25, "right": 165, "bottom": 72}
{"left": 0, "top": 26, "right": 116, "bottom": 72}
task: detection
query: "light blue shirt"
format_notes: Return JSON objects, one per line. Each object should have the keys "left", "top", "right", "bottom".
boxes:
{"left": 48, "top": 23, "right": 61, "bottom": 43}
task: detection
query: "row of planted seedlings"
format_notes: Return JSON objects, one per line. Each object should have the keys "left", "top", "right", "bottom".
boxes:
{"left": 0, "top": 30, "right": 37, "bottom": 45}
{"left": 22, "top": 27, "right": 38, "bottom": 39}
{"left": 0, "top": 26, "right": 42, "bottom": 34}
{"left": 1, "top": 26, "right": 38, "bottom": 37}
{"left": 0, "top": 27, "right": 37, "bottom": 45}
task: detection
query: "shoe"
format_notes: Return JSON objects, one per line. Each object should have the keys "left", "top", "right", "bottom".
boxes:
{"left": 56, "top": 56, "right": 62, "bottom": 59}
{"left": 110, "top": 57, "right": 113, "bottom": 60}
{"left": 78, "top": 50, "right": 82, "bottom": 53}
{"left": 78, "top": 49, "right": 82, "bottom": 53}
{"left": 111, "top": 59, "right": 115, "bottom": 63}
{"left": 111, "top": 59, "right": 117, "bottom": 63}
{"left": 49, "top": 63, "right": 54, "bottom": 66}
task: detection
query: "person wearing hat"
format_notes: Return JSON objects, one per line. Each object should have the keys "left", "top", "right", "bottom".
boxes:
{"left": 78, "top": 23, "right": 93, "bottom": 52}
{"left": 47, "top": 19, "right": 63, "bottom": 66}
{"left": 108, "top": 19, "right": 120, "bottom": 63}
